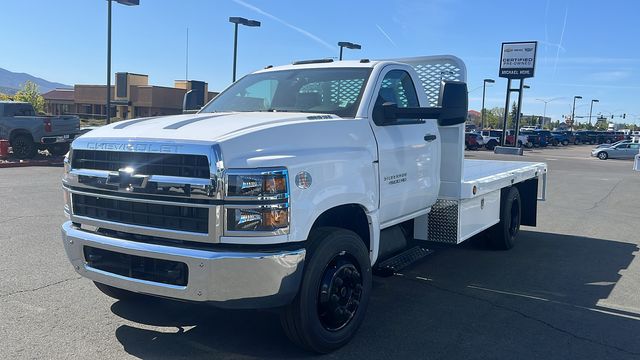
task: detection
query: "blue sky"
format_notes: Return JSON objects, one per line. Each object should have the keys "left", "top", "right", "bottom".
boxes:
{"left": 1, "top": 0, "right": 638, "bottom": 124}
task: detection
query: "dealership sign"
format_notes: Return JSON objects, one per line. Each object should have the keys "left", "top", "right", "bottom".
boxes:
{"left": 499, "top": 41, "right": 537, "bottom": 79}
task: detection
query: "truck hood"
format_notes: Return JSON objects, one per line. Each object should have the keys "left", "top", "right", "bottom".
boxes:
{"left": 76, "top": 112, "right": 340, "bottom": 143}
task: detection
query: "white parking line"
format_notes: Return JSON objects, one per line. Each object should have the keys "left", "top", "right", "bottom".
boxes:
{"left": 468, "top": 285, "right": 640, "bottom": 321}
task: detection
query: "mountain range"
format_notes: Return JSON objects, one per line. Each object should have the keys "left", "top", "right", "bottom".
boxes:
{"left": 0, "top": 67, "right": 71, "bottom": 95}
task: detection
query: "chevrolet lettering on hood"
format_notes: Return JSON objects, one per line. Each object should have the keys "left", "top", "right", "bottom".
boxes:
{"left": 86, "top": 142, "right": 181, "bottom": 153}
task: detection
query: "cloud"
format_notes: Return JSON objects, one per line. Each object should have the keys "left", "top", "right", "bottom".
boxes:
{"left": 553, "top": 4, "right": 569, "bottom": 76}
{"left": 542, "top": 82, "right": 640, "bottom": 90}
{"left": 376, "top": 24, "right": 397, "bottom": 47}
{"left": 587, "top": 71, "right": 632, "bottom": 82}
{"left": 541, "top": 57, "right": 640, "bottom": 65}
{"left": 231, "top": 0, "right": 334, "bottom": 52}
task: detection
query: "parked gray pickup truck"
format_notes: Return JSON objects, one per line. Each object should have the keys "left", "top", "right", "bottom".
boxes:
{"left": 0, "top": 101, "right": 80, "bottom": 158}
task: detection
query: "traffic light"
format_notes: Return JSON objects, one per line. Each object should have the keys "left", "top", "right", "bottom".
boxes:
{"left": 623, "top": 113, "right": 626, "bottom": 119}
{"left": 611, "top": 115, "right": 614, "bottom": 119}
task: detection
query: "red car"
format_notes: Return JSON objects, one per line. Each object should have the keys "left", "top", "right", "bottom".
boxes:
{"left": 465, "top": 132, "right": 482, "bottom": 150}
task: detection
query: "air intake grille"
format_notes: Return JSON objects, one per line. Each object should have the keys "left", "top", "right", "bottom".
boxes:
{"left": 73, "top": 194, "right": 208, "bottom": 233}
{"left": 84, "top": 246, "right": 188, "bottom": 286}
{"left": 72, "top": 150, "right": 210, "bottom": 179}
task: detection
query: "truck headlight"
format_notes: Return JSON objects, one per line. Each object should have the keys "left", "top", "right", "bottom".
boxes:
{"left": 225, "top": 168, "right": 288, "bottom": 200}
{"left": 224, "top": 168, "right": 289, "bottom": 235}
{"left": 226, "top": 204, "right": 289, "bottom": 233}
{"left": 63, "top": 152, "right": 72, "bottom": 214}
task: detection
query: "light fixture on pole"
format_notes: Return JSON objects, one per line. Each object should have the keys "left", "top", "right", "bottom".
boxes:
{"left": 480, "top": 79, "right": 495, "bottom": 129}
{"left": 588, "top": 99, "right": 599, "bottom": 125}
{"left": 106, "top": 0, "right": 139, "bottom": 125}
{"left": 338, "top": 41, "right": 361, "bottom": 60}
{"left": 229, "top": 17, "right": 261, "bottom": 83}
{"left": 571, "top": 95, "right": 582, "bottom": 127}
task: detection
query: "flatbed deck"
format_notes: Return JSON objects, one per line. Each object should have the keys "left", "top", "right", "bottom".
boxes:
{"left": 461, "top": 159, "right": 547, "bottom": 199}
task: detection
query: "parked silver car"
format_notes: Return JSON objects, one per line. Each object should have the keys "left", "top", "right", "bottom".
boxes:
{"left": 591, "top": 142, "right": 640, "bottom": 160}
{"left": 595, "top": 140, "right": 629, "bottom": 149}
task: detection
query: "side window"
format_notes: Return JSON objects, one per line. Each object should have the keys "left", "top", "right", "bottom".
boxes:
{"left": 372, "top": 70, "right": 420, "bottom": 125}
{"left": 378, "top": 70, "right": 419, "bottom": 108}
{"left": 629, "top": 144, "right": 639, "bottom": 149}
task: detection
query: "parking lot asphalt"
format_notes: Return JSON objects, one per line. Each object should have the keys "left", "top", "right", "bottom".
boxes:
{"left": 1, "top": 145, "right": 639, "bottom": 359}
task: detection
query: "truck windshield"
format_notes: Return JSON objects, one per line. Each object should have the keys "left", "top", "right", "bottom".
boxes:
{"left": 200, "top": 68, "right": 372, "bottom": 118}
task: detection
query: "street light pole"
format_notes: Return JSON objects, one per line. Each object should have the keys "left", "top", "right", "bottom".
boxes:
{"left": 338, "top": 41, "right": 361, "bottom": 60}
{"left": 106, "top": 0, "right": 139, "bottom": 125}
{"left": 535, "top": 97, "right": 563, "bottom": 128}
{"left": 571, "top": 95, "right": 582, "bottom": 129}
{"left": 232, "top": 22, "right": 238, "bottom": 82}
{"left": 588, "top": 99, "right": 599, "bottom": 126}
{"left": 106, "top": 0, "right": 112, "bottom": 124}
{"left": 229, "top": 17, "right": 261, "bottom": 83}
{"left": 481, "top": 79, "right": 494, "bottom": 129}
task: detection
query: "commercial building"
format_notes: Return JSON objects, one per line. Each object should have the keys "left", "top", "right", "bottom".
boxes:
{"left": 42, "top": 72, "right": 217, "bottom": 120}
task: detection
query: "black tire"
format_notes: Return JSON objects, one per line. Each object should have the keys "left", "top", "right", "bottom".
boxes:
{"left": 47, "top": 143, "right": 70, "bottom": 156}
{"left": 10, "top": 134, "right": 37, "bottom": 159}
{"left": 525, "top": 142, "right": 533, "bottom": 149}
{"left": 488, "top": 187, "right": 521, "bottom": 250}
{"left": 486, "top": 140, "right": 497, "bottom": 151}
{"left": 93, "top": 281, "right": 142, "bottom": 301}
{"left": 598, "top": 151, "right": 608, "bottom": 160}
{"left": 465, "top": 142, "right": 469, "bottom": 150}
{"left": 280, "top": 227, "right": 372, "bottom": 353}
{"left": 574, "top": 140, "right": 580, "bottom": 145}
{"left": 562, "top": 140, "right": 569, "bottom": 146}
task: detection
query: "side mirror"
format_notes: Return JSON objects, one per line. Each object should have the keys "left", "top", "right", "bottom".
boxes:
{"left": 183, "top": 90, "right": 202, "bottom": 114}
{"left": 437, "top": 81, "right": 468, "bottom": 126}
{"left": 373, "top": 81, "right": 468, "bottom": 126}
{"left": 381, "top": 102, "right": 398, "bottom": 125}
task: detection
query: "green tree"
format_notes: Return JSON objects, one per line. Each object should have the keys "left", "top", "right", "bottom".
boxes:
{"left": 13, "top": 81, "right": 45, "bottom": 113}
{"left": 0, "top": 93, "right": 13, "bottom": 101}
{"left": 485, "top": 107, "right": 504, "bottom": 129}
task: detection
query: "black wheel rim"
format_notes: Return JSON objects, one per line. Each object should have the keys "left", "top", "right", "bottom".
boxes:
{"left": 13, "top": 138, "right": 28, "bottom": 157}
{"left": 509, "top": 199, "right": 520, "bottom": 238}
{"left": 317, "top": 252, "right": 363, "bottom": 331}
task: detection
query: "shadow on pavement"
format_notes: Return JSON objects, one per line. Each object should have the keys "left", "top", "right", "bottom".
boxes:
{"left": 111, "top": 231, "right": 640, "bottom": 359}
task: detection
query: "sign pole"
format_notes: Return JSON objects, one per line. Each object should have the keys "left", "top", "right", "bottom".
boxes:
{"left": 513, "top": 79, "right": 525, "bottom": 147}
{"left": 500, "top": 78, "right": 512, "bottom": 147}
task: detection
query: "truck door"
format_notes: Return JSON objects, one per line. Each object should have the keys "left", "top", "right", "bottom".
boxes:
{"left": 369, "top": 67, "right": 440, "bottom": 226}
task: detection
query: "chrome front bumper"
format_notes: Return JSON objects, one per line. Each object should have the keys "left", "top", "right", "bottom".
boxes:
{"left": 61, "top": 221, "right": 305, "bottom": 308}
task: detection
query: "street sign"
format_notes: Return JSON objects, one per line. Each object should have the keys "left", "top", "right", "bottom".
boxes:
{"left": 499, "top": 41, "right": 537, "bottom": 79}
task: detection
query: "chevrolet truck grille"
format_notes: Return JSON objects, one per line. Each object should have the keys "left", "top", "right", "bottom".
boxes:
{"left": 72, "top": 150, "right": 210, "bottom": 179}
{"left": 73, "top": 194, "right": 209, "bottom": 233}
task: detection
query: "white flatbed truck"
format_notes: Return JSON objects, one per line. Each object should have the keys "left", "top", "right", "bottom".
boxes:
{"left": 61, "top": 55, "right": 547, "bottom": 353}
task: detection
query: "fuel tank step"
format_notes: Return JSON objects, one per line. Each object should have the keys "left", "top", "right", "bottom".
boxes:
{"left": 373, "top": 246, "right": 433, "bottom": 277}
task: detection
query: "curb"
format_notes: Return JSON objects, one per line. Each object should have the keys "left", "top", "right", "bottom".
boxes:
{"left": 0, "top": 159, "right": 64, "bottom": 168}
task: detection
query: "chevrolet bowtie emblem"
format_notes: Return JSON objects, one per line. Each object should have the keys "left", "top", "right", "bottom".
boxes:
{"left": 106, "top": 167, "right": 149, "bottom": 191}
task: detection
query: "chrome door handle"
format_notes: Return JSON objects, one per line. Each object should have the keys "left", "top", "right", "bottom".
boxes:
{"left": 424, "top": 134, "right": 437, "bottom": 142}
